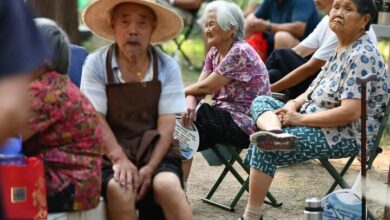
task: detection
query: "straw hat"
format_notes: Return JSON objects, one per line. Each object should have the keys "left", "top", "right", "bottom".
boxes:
{"left": 82, "top": 0, "right": 183, "bottom": 44}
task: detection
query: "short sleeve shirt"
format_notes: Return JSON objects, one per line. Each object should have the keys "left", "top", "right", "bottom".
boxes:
{"left": 80, "top": 46, "right": 186, "bottom": 115}
{"left": 254, "top": 0, "right": 319, "bottom": 40}
{"left": 301, "top": 34, "right": 389, "bottom": 150}
{"left": 23, "top": 71, "right": 103, "bottom": 211}
{"left": 301, "top": 16, "right": 378, "bottom": 61}
{"left": 203, "top": 41, "right": 271, "bottom": 134}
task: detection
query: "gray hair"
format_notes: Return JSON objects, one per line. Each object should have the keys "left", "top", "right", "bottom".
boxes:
{"left": 351, "top": 0, "right": 378, "bottom": 31}
{"left": 201, "top": 0, "right": 245, "bottom": 41}
{"left": 34, "top": 18, "right": 70, "bottom": 74}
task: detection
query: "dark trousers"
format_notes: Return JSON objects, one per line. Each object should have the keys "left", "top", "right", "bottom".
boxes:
{"left": 266, "top": 48, "right": 319, "bottom": 99}
{"left": 195, "top": 104, "right": 250, "bottom": 151}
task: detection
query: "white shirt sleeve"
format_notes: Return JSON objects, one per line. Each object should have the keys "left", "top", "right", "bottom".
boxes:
{"left": 312, "top": 24, "right": 378, "bottom": 62}
{"left": 157, "top": 53, "right": 186, "bottom": 115}
{"left": 312, "top": 34, "right": 339, "bottom": 61}
{"left": 80, "top": 52, "right": 108, "bottom": 115}
{"left": 300, "top": 16, "right": 329, "bottom": 49}
{"left": 367, "top": 26, "right": 377, "bottom": 45}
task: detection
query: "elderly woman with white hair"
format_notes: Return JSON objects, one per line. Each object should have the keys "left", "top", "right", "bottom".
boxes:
{"left": 20, "top": 18, "right": 103, "bottom": 212}
{"left": 181, "top": 0, "right": 270, "bottom": 183}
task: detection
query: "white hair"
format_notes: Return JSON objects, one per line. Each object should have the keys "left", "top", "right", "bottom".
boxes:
{"left": 201, "top": 0, "right": 245, "bottom": 41}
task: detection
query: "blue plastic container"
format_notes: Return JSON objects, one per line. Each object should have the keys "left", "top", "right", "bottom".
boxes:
{"left": 0, "top": 135, "right": 22, "bottom": 155}
{"left": 0, "top": 134, "right": 25, "bottom": 165}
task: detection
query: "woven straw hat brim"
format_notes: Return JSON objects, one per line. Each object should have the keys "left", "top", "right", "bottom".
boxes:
{"left": 82, "top": 0, "right": 183, "bottom": 44}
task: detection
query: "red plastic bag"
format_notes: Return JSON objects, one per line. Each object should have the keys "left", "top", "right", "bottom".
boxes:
{"left": 247, "top": 32, "right": 268, "bottom": 61}
{"left": 0, "top": 157, "right": 47, "bottom": 220}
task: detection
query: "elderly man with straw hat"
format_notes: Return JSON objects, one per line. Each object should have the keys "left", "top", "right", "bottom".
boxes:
{"left": 80, "top": 0, "right": 192, "bottom": 219}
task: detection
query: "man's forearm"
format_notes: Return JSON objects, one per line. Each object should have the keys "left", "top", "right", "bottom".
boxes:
{"left": 271, "top": 58, "right": 325, "bottom": 92}
{"left": 97, "top": 113, "right": 127, "bottom": 162}
{"left": 293, "top": 45, "right": 317, "bottom": 59}
{"left": 147, "top": 114, "right": 176, "bottom": 170}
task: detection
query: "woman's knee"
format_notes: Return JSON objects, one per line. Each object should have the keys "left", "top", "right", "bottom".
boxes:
{"left": 252, "top": 95, "right": 276, "bottom": 106}
{"left": 252, "top": 95, "right": 282, "bottom": 116}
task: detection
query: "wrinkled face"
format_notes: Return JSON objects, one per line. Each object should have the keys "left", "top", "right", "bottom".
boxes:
{"left": 329, "top": 0, "right": 369, "bottom": 36}
{"left": 111, "top": 3, "right": 156, "bottom": 57}
{"left": 314, "top": 0, "right": 333, "bottom": 14}
{"left": 204, "top": 11, "right": 233, "bottom": 48}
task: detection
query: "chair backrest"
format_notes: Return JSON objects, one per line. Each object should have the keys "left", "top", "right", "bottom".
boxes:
{"left": 68, "top": 44, "right": 89, "bottom": 88}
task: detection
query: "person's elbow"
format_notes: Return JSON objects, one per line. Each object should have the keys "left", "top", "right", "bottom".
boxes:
{"left": 341, "top": 104, "right": 361, "bottom": 124}
{"left": 197, "top": 83, "right": 218, "bottom": 94}
{"left": 347, "top": 110, "right": 361, "bottom": 123}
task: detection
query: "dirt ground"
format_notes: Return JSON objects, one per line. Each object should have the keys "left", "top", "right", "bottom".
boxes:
{"left": 186, "top": 148, "right": 390, "bottom": 220}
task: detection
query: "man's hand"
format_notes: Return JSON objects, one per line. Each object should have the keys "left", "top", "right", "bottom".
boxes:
{"left": 136, "top": 165, "right": 154, "bottom": 201}
{"left": 181, "top": 95, "right": 198, "bottom": 128}
{"left": 244, "top": 13, "right": 257, "bottom": 38}
{"left": 112, "top": 156, "right": 139, "bottom": 192}
{"left": 245, "top": 14, "right": 267, "bottom": 38}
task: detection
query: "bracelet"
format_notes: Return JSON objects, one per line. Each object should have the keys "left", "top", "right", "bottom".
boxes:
{"left": 266, "top": 20, "right": 272, "bottom": 32}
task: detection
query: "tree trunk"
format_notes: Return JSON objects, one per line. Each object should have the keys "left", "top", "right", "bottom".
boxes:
{"left": 384, "top": 162, "right": 390, "bottom": 219}
{"left": 26, "top": 0, "right": 81, "bottom": 44}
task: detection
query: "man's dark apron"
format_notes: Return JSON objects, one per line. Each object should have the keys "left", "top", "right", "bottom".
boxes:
{"left": 104, "top": 44, "right": 180, "bottom": 169}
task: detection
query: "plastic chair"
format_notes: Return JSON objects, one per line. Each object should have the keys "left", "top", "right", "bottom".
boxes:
{"left": 200, "top": 144, "right": 282, "bottom": 212}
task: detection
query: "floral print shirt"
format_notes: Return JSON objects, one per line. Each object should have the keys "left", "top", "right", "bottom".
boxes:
{"left": 301, "top": 34, "right": 389, "bottom": 150}
{"left": 23, "top": 71, "right": 103, "bottom": 211}
{"left": 203, "top": 41, "right": 270, "bottom": 134}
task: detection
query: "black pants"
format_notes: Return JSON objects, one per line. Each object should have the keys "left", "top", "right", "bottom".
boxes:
{"left": 195, "top": 104, "right": 250, "bottom": 151}
{"left": 266, "top": 48, "right": 319, "bottom": 99}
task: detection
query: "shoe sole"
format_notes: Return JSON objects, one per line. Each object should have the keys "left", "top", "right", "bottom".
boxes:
{"left": 250, "top": 131, "right": 297, "bottom": 152}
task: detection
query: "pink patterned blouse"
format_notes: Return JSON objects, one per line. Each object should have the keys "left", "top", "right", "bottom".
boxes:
{"left": 23, "top": 71, "right": 103, "bottom": 211}
{"left": 203, "top": 41, "right": 270, "bottom": 134}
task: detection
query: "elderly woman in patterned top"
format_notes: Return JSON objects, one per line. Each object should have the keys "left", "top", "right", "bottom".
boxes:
{"left": 181, "top": 0, "right": 270, "bottom": 185}
{"left": 240, "top": 1, "right": 388, "bottom": 219}
{"left": 20, "top": 18, "right": 102, "bottom": 212}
